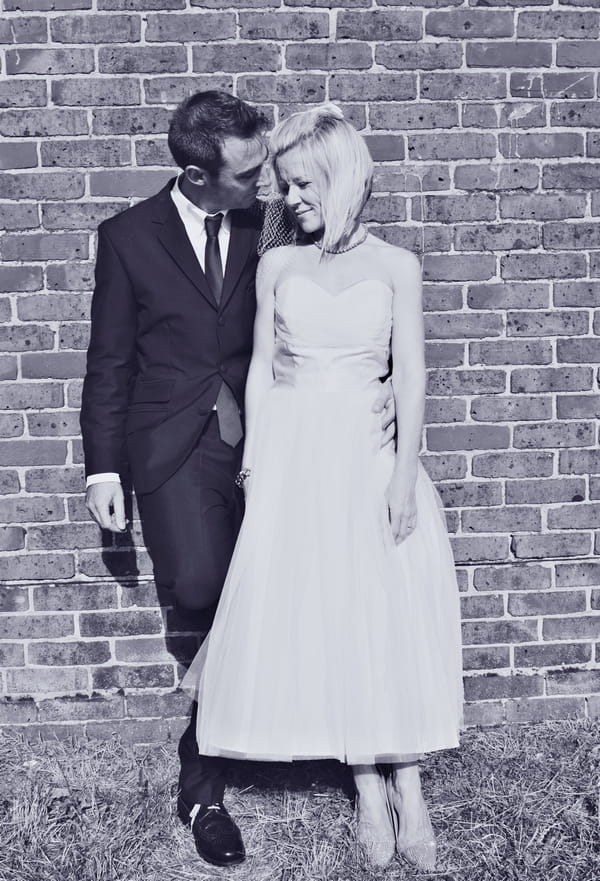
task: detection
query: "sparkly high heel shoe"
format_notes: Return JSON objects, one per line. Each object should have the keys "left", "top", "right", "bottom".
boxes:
{"left": 354, "top": 788, "right": 396, "bottom": 869}
{"left": 386, "top": 778, "right": 437, "bottom": 873}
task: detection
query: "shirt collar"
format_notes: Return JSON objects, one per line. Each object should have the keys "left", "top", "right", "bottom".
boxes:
{"left": 171, "top": 175, "right": 231, "bottom": 232}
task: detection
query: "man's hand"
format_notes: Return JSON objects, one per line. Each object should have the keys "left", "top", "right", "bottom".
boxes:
{"left": 373, "top": 379, "right": 396, "bottom": 447}
{"left": 85, "top": 481, "right": 127, "bottom": 533}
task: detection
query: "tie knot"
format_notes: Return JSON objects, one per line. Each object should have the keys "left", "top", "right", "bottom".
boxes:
{"left": 205, "top": 213, "right": 223, "bottom": 238}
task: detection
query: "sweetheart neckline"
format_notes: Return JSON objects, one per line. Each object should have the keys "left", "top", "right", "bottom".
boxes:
{"left": 278, "top": 275, "right": 394, "bottom": 297}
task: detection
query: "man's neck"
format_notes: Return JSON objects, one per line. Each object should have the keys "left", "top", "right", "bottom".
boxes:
{"left": 178, "top": 175, "right": 226, "bottom": 215}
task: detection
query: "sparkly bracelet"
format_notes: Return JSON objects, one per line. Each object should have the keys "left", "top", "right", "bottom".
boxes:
{"left": 235, "top": 468, "right": 252, "bottom": 489}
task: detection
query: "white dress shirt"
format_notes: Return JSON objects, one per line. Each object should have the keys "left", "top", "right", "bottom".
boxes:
{"left": 86, "top": 177, "right": 231, "bottom": 488}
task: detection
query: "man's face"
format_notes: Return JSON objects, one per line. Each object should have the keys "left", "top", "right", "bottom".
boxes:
{"left": 187, "top": 135, "right": 268, "bottom": 212}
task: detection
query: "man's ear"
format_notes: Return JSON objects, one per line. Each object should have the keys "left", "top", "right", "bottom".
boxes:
{"left": 184, "top": 165, "right": 209, "bottom": 187}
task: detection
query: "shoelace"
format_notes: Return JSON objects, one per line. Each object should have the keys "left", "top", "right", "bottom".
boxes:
{"left": 189, "top": 802, "right": 222, "bottom": 827}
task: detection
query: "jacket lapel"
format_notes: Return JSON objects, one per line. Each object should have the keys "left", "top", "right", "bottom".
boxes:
{"left": 151, "top": 180, "right": 217, "bottom": 310}
{"left": 220, "top": 209, "right": 260, "bottom": 311}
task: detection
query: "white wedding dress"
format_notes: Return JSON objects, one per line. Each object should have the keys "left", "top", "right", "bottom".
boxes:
{"left": 182, "top": 249, "right": 463, "bottom": 763}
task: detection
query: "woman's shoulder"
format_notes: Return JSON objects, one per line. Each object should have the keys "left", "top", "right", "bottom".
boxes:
{"left": 367, "top": 235, "right": 420, "bottom": 268}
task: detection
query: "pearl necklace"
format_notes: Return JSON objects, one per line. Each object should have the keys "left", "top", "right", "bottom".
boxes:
{"left": 313, "top": 225, "right": 368, "bottom": 254}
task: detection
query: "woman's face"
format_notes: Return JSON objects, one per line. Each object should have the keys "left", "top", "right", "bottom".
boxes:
{"left": 275, "top": 149, "right": 324, "bottom": 235}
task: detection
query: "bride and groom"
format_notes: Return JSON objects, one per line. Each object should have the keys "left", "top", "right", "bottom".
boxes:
{"left": 81, "top": 90, "right": 463, "bottom": 872}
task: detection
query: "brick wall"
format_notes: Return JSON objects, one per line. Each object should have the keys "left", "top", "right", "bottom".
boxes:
{"left": 1, "top": 1, "right": 600, "bottom": 741}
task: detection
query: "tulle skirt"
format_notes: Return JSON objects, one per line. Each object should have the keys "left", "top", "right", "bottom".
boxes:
{"left": 181, "top": 384, "right": 463, "bottom": 764}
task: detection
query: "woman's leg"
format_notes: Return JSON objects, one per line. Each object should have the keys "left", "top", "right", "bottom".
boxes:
{"left": 351, "top": 764, "right": 395, "bottom": 868}
{"left": 387, "top": 760, "right": 436, "bottom": 871}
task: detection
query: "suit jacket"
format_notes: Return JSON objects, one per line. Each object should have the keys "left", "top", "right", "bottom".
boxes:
{"left": 80, "top": 179, "right": 262, "bottom": 495}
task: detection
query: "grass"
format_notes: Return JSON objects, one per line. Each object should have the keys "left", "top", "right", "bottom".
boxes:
{"left": 0, "top": 720, "right": 599, "bottom": 881}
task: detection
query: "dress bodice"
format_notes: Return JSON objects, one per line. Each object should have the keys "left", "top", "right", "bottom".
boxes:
{"left": 273, "top": 274, "right": 393, "bottom": 392}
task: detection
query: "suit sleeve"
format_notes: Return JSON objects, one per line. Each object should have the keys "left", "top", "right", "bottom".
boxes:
{"left": 80, "top": 223, "right": 138, "bottom": 478}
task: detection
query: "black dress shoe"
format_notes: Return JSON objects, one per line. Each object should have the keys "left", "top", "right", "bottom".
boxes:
{"left": 178, "top": 797, "right": 245, "bottom": 866}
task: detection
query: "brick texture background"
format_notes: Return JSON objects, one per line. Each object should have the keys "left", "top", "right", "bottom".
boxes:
{"left": 1, "top": 0, "right": 600, "bottom": 742}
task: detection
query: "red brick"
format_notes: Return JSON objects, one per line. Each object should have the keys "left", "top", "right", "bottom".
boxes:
{"left": 508, "top": 590, "right": 586, "bottom": 617}
{"left": 463, "top": 102, "right": 545, "bottom": 130}
{"left": 505, "top": 697, "right": 584, "bottom": 724}
{"left": 375, "top": 41, "right": 462, "bottom": 71}
{"left": 51, "top": 13, "right": 140, "bottom": 41}
{"left": 0, "top": 382, "right": 63, "bottom": 409}
{"left": 560, "top": 450, "right": 600, "bottom": 475}
{"left": 41, "top": 139, "right": 131, "bottom": 168}
{"left": 518, "top": 11, "right": 599, "bottom": 39}
{"left": 424, "top": 254, "right": 496, "bottom": 282}
{"left": 373, "top": 165, "right": 450, "bottom": 194}
{"left": 37, "top": 693, "right": 124, "bottom": 722}
{"left": 423, "top": 286, "right": 462, "bottom": 313}
{"left": 506, "top": 478, "right": 585, "bottom": 505}
{"left": 507, "top": 310, "right": 588, "bottom": 337}
{"left": 80, "top": 610, "right": 162, "bottom": 638}
{"left": 0, "top": 584, "right": 29, "bottom": 611}
{"left": 556, "top": 339, "right": 600, "bottom": 362}
{"left": 511, "top": 72, "right": 595, "bottom": 100}
{"left": 557, "top": 41, "right": 600, "bottom": 68}
{"left": 425, "top": 398, "right": 466, "bottom": 425}
{"left": 501, "top": 253, "right": 586, "bottom": 280}
{"left": 473, "top": 564, "right": 552, "bottom": 593}
{"left": 470, "top": 340, "right": 551, "bottom": 366}
{"left": 238, "top": 75, "right": 326, "bottom": 103}
{"left": 98, "top": 46, "right": 187, "bottom": 74}
{"left": 7, "top": 668, "right": 89, "bottom": 695}
{"left": 462, "top": 619, "right": 538, "bottom": 645}
{"left": 28, "top": 640, "right": 111, "bottom": 666}
{"left": 421, "top": 454, "right": 467, "bottom": 482}
{"left": 90, "top": 169, "right": 172, "bottom": 198}
{"left": 544, "top": 222, "right": 600, "bottom": 250}
{"left": 456, "top": 224, "right": 540, "bottom": 252}
{"left": 241, "top": 11, "right": 328, "bottom": 40}
{"left": 59, "top": 323, "right": 90, "bottom": 350}
{"left": 99, "top": 0, "right": 183, "bottom": 6}
{"left": 92, "top": 664, "right": 174, "bottom": 690}
{"left": 472, "top": 452, "right": 553, "bottom": 480}
{"left": 0, "top": 613, "right": 74, "bottom": 640}
{"left": 426, "top": 9, "right": 513, "bottom": 37}
{"left": 364, "top": 135, "right": 405, "bottom": 162}
{"left": 0, "top": 324, "right": 54, "bottom": 352}
{"left": 0, "top": 644, "right": 25, "bottom": 666}
{"left": 467, "top": 41, "right": 551, "bottom": 68}
{"left": 21, "top": 352, "right": 86, "bottom": 379}
{"left": 409, "top": 132, "right": 496, "bottom": 162}
{"left": 416, "top": 194, "right": 495, "bottom": 224}
{"left": 0, "top": 355, "right": 18, "bottom": 381}
{"left": 0, "top": 80, "right": 47, "bottom": 108}
{"left": 463, "top": 701, "right": 505, "bottom": 727}
{"left": 28, "top": 522, "right": 98, "bottom": 549}
{"left": 145, "top": 76, "right": 233, "bottom": 106}
{"left": 125, "top": 691, "right": 190, "bottom": 718}
{"left": 546, "top": 670, "right": 600, "bottom": 696}
{"left": 5, "top": 49, "right": 95, "bottom": 75}
{"left": 512, "top": 533, "right": 591, "bottom": 559}
{"left": 511, "top": 366, "right": 592, "bottom": 394}
{"left": 428, "top": 369, "right": 506, "bottom": 396}
{"left": 463, "top": 646, "right": 509, "bottom": 671}
{"left": 135, "top": 139, "right": 171, "bottom": 166}
{"left": 554, "top": 281, "right": 600, "bottom": 307}
{"left": 425, "top": 312, "right": 502, "bottom": 340}
{"left": 501, "top": 194, "right": 586, "bottom": 221}
{"left": 427, "top": 425, "right": 509, "bottom": 452}
{"left": 0, "top": 414, "right": 24, "bottom": 438}
{"left": 421, "top": 72, "right": 505, "bottom": 101}
{"left": 0, "top": 204, "right": 40, "bottom": 231}
{"left": 47, "top": 264, "right": 95, "bottom": 291}
{"left": 451, "top": 536, "right": 509, "bottom": 563}
{"left": 543, "top": 163, "right": 600, "bottom": 191}
{"left": 1, "top": 233, "right": 88, "bottom": 262}
{"left": 515, "top": 642, "right": 591, "bottom": 669}
{"left": 371, "top": 101, "right": 456, "bottom": 130}
{"left": 543, "top": 615, "right": 599, "bottom": 640}
{"left": 514, "top": 421, "right": 594, "bottom": 449}
{"left": 5, "top": 0, "right": 91, "bottom": 7}
{"left": 464, "top": 506, "right": 542, "bottom": 535}
{"left": 25, "top": 465, "right": 84, "bottom": 494}
{"left": 51, "top": 78, "right": 141, "bottom": 107}
{"left": 461, "top": 594, "right": 504, "bottom": 619}
{"left": 0, "top": 142, "right": 38, "bottom": 170}
{"left": 0, "top": 172, "right": 85, "bottom": 201}
{"left": 556, "top": 395, "right": 600, "bottom": 420}
{"left": 337, "top": 10, "right": 421, "bottom": 41}
{"left": 0, "top": 526, "right": 25, "bottom": 551}
{"left": 42, "top": 203, "right": 123, "bottom": 232}
{"left": 455, "top": 164, "right": 538, "bottom": 192}
{"left": 34, "top": 582, "right": 117, "bottom": 611}
{"left": 500, "top": 132, "right": 584, "bottom": 159}
{"left": 548, "top": 503, "right": 600, "bottom": 531}
{"left": 146, "top": 12, "right": 234, "bottom": 41}
{"left": 0, "top": 16, "right": 47, "bottom": 42}
{"left": 465, "top": 674, "right": 543, "bottom": 701}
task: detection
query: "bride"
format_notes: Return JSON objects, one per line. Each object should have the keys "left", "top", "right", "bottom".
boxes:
{"left": 183, "top": 103, "right": 463, "bottom": 871}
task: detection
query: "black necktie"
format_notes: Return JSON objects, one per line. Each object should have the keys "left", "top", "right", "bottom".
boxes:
{"left": 204, "top": 213, "right": 224, "bottom": 304}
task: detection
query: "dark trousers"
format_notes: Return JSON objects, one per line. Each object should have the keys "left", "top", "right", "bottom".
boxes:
{"left": 137, "top": 413, "right": 243, "bottom": 805}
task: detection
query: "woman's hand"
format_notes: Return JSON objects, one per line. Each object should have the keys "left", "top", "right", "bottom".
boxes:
{"left": 386, "top": 471, "right": 417, "bottom": 544}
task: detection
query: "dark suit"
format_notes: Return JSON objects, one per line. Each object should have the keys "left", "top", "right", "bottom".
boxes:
{"left": 80, "top": 179, "right": 262, "bottom": 804}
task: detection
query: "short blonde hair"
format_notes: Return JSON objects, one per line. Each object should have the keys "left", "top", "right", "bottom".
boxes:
{"left": 269, "top": 104, "right": 373, "bottom": 254}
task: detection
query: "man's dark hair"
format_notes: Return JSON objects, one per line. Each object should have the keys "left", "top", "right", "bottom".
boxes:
{"left": 168, "top": 91, "right": 268, "bottom": 175}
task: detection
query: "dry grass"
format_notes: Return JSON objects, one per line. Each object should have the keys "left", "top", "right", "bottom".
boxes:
{"left": 0, "top": 719, "right": 599, "bottom": 881}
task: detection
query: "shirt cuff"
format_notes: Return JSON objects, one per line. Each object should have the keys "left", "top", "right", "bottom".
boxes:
{"left": 86, "top": 472, "right": 121, "bottom": 488}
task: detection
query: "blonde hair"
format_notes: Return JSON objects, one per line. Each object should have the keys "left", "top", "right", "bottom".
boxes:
{"left": 269, "top": 104, "right": 373, "bottom": 254}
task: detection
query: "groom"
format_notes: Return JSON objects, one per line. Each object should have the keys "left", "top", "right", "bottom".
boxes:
{"left": 81, "top": 90, "right": 392, "bottom": 867}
